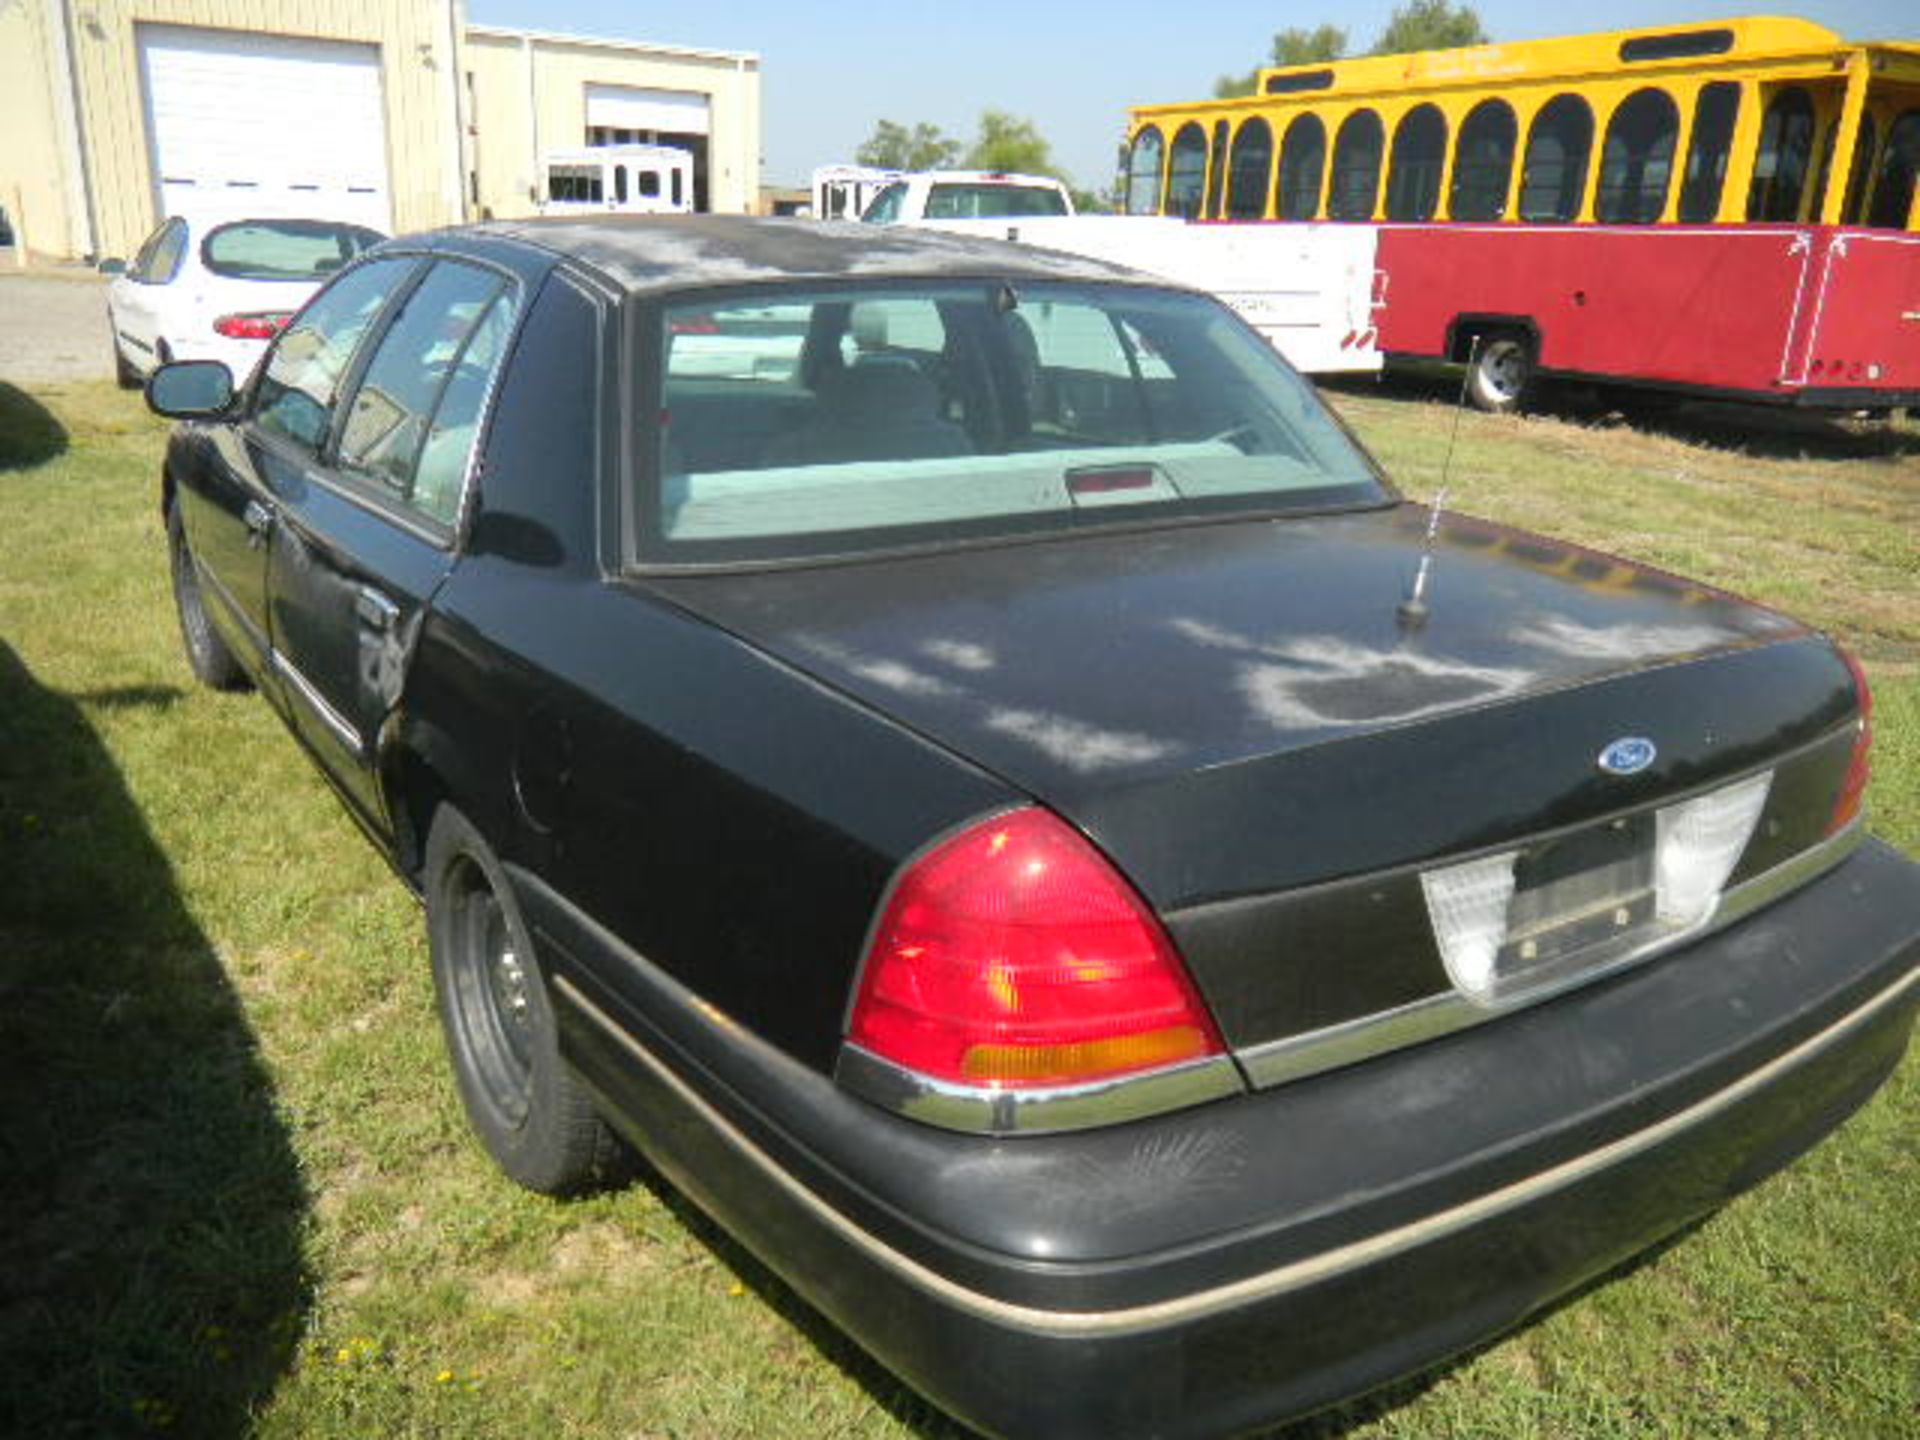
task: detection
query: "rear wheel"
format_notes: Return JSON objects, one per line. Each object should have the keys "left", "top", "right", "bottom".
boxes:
{"left": 1465, "top": 331, "right": 1535, "bottom": 414}
{"left": 167, "top": 504, "right": 247, "bottom": 690}
{"left": 426, "top": 805, "right": 626, "bottom": 1195}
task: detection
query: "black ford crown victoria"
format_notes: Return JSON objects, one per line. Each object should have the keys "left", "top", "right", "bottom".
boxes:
{"left": 148, "top": 218, "right": 1920, "bottom": 1439}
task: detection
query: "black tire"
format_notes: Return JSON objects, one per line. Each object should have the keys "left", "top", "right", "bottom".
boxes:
{"left": 167, "top": 504, "right": 248, "bottom": 690}
{"left": 1464, "top": 331, "right": 1535, "bottom": 414}
{"left": 425, "top": 805, "right": 626, "bottom": 1195}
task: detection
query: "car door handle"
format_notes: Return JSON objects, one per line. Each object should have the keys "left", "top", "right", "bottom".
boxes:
{"left": 355, "top": 586, "right": 400, "bottom": 633}
{"left": 243, "top": 499, "right": 272, "bottom": 547}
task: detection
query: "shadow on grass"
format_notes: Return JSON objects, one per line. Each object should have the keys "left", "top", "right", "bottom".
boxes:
{"left": 0, "top": 381, "right": 69, "bottom": 472}
{"left": 1325, "top": 369, "right": 1920, "bottom": 463}
{"left": 0, "top": 642, "right": 310, "bottom": 1435}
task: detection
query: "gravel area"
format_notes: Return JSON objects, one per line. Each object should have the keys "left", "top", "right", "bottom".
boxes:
{"left": 0, "top": 273, "right": 115, "bottom": 384}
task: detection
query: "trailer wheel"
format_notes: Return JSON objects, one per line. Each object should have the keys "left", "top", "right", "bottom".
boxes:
{"left": 1465, "top": 332, "right": 1535, "bottom": 414}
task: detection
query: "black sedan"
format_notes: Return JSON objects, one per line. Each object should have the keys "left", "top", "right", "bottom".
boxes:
{"left": 147, "top": 218, "right": 1920, "bottom": 1440}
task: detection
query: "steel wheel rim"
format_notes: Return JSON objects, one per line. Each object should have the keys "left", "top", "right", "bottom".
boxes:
{"left": 1482, "top": 341, "right": 1525, "bottom": 401}
{"left": 450, "top": 857, "right": 535, "bottom": 1126}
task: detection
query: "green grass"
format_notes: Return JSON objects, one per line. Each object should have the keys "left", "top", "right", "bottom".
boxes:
{"left": 0, "top": 377, "right": 1914, "bottom": 1438}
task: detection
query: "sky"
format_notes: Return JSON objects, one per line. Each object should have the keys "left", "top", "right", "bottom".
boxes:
{"left": 468, "top": 1, "right": 1919, "bottom": 192}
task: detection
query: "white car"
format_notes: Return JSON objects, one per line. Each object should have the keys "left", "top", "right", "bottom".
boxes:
{"left": 858, "top": 170, "right": 1076, "bottom": 224}
{"left": 104, "top": 215, "right": 384, "bottom": 386}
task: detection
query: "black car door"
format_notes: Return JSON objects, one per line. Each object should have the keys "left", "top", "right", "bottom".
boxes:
{"left": 177, "top": 255, "right": 421, "bottom": 695}
{"left": 266, "top": 256, "right": 523, "bottom": 836}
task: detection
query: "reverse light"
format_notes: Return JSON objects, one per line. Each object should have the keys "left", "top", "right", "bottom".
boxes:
{"left": 846, "top": 808, "right": 1224, "bottom": 1090}
{"left": 212, "top": 312, "right": 290, "bottom": 340}
{"left": 1420, "top": 851, "right": 1519, "bottom": 1000}
{"left": 1829, "top": 648, "right": 1873, "bottom": 834}
{"left": 1654, "top": 771, "right": 1773, "bottom": 927}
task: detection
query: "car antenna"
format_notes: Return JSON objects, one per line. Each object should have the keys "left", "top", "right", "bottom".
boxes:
{"left": 1397, "top": 335, "right": 1479, "bottom": 631}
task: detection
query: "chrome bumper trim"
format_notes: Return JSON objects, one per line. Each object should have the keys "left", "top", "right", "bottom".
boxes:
{"left": 834, "top": 1042, "right": 1246, "bottom": 1137}
{"left": 556, "top": 954, "right": 1918, "bottom": 1338}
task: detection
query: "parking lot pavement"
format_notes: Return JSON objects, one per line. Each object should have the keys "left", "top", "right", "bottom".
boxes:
{"left": 0, "top": 274, "right": 115, "bottom": 384}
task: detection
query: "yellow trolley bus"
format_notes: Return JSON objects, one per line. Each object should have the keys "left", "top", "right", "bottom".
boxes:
{"left": 1123, "top": 16, "right": 1920, "bottom": 411}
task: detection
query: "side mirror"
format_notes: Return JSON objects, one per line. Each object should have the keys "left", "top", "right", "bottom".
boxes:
{"left": 98, "top": 258, "right": 127, "bottom": 277}
{"left": 147, "top": 360, "right": 235, "bottom": 419}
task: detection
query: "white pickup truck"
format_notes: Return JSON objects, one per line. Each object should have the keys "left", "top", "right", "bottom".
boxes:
{"left": 860, "top": 171, "right": 1381, "bottom": 377}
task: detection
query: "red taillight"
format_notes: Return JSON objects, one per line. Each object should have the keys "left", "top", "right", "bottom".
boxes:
{"left": 212, "top": 312, "right": 290, "bottom": 340}
{"left": 670, "top": 313, "right": 719, "bottom": 335}
{"left": 846, "top": 808, "right": 1224, "bottom": 1089}
{"left": 1829, "top": 649, "right": 1874, "bottom": 834}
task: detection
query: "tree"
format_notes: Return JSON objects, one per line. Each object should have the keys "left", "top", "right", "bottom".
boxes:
{"left": 1214, "top": 24, "right": 1348, "bottom": 99}
{"left": 1370, "top": 0, "right": 1486, "bottom": 56}
{"left": 964, "top": 111, "right": 1059, "bottom": 177}
{"left": 856, "top": 120, "right": 961, "bottom": 171}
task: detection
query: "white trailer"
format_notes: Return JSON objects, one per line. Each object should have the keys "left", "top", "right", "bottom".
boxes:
{"left": 908, "top": 215, "right": 1383, "bottom": 377}
{"left": 539, "top": 145, "right": 694, "bottom": 217}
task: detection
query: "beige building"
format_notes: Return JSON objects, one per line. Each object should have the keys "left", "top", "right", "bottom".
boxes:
{"left": 0, "top": 0, "right": 762, "bottom": 262}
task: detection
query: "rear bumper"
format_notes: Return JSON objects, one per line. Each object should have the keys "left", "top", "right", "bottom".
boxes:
{"left": 534, "top": 839, "right": 1920, "bottom": 1440}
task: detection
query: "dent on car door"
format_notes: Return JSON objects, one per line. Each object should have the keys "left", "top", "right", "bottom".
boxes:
{"left": 266, "top": 258, "right": 521, "bottom": 833}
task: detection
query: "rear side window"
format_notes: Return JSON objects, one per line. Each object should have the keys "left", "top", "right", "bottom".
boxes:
{"left": 142, "top": 219, "right": 189, "bottom": 284}
{"left": 924, "top": 184, "right": 1070, "bottom": 219}
{"left": 860, "top": 183, "right": 906, "bottom": 223}
{"left": 335, "top": 260, "right": 517, "bottom": 526}
{"left": 254, "top": 257, "right": 416, "bottom": 455}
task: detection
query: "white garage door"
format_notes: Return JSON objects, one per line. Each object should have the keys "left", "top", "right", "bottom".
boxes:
{"left": 138, "top": 25, "right": 391, "bottom": 232}
{"left": 585, "top": 84, "right": 711, "bottom": 137}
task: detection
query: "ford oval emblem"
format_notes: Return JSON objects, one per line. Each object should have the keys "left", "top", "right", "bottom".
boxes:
{"left": 1598, "top": 736, "right": 1657, "bottom": 776}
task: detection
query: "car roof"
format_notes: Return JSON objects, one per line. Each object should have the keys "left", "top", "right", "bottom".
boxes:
{"left": 446, "top": 216, "right": 1157, "bottom": 297}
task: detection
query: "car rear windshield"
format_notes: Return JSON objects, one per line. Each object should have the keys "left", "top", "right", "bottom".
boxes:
{"left": 640, "top": 280, "right": 1389, "bottom": 566}
{"left": 924, "top": 183, "right": 1071, "bottom": 218}
{"left": 201, "top": 220, "right": 386, "bottom": 281}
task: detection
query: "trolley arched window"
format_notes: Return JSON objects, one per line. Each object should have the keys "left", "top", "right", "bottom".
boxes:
{"left": 1519, "top": 94, "right": 1594, "bottom": 222}
{"left": 1125, "top": 127, "right": 1164, "bottom": 216}
{"left": 1166, "top": 122, "right": 1208, "bottom": 219}
{"left": 1677, "top": 82, "right": 1740, "bottom": 222}
{"left": 1328, "top": 110, "right": 1385, "bottom": 221}
{"left": 1596, "top": 88, "right": 1679, "bottom": 223}
{"left": 1386, "top": 104, "right": 1448, "bottom": 221}
{"left": 1227, "top": 118, "right": 1274, "bottom": 219}
{"left": 1868, "top": 110, "right": 1920, "bottom": 229}
{"left": 1276, "top": 114, "right": 1328, "bottom": 220}
{"left": 1449, "top": 99, "right": 1516, "bottom": 221}
{"left": 1748, "top": 87, "right": 1815, "bottom": 222}
{"left": 1208, "top": 120, "right": 1231, "bottom": 219}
